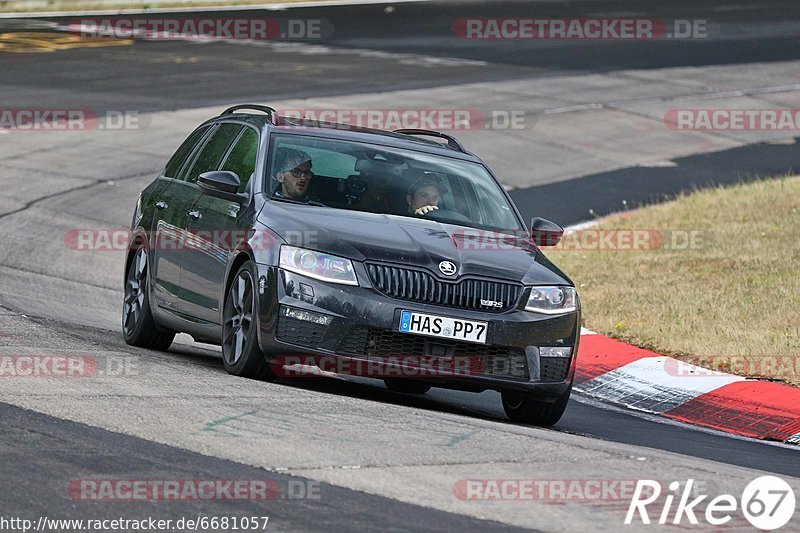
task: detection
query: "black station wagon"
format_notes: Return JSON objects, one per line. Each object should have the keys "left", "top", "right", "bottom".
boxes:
{"left": 123, "top": 104, "right": 580, "bottom": 426}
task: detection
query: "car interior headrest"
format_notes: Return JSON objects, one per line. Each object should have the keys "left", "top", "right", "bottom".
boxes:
{"left": 354, "top": 158, "right": 403, "bottom": 177}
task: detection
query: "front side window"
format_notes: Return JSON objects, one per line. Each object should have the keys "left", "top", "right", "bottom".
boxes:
{"left": 266, "top": 134, "right": 524, "bottom": 233}
{"left": 220, "top": 128, "right": 259, "bottom": 193}
{"left": 184, "top": 123, "right": 243, "bottom": 184}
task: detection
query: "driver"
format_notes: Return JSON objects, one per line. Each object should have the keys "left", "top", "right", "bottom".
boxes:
{"left": 273, "top": 148, "right": 314, "bottom": 202}
{"left": 406, "top": 175, "right": 447, "bottom": 215}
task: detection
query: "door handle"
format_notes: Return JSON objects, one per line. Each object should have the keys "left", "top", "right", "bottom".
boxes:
{"left": 155, "top": 200, "right": 168, "bottom": 210}
{"left": 188, "top": 210, "right": 202, "bottom": 220}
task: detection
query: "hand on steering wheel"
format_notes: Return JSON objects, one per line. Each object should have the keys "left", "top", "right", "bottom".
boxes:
{"left": 414, "top": 205, "right": 439, "bottom": 215}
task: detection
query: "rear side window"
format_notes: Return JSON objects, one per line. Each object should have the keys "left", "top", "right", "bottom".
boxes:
{"left": 162, "top": 126, "right": 210, "bottom": 179}
{"left": 183, "top": 123, "right": 243, "bottom": 184}
{"left": 220, "top": 128, "right": 259, "bottom": 193}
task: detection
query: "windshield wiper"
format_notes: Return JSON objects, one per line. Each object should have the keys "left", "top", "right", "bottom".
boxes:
{"left": 270, "top": 197, "right": 327, "bottom": 207}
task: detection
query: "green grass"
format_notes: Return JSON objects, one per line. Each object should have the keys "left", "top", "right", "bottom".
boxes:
{"left": 546, "top": 176, "right": 800, "bottom": 386}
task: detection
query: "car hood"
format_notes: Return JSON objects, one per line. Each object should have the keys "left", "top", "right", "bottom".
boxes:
{"left": 261, "top": 203, "right": 571, "bottom": 285}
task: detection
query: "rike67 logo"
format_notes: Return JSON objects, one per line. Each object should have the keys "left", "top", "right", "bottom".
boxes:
{"left": 626, "top": 476, "right": 796, "bottom": 530}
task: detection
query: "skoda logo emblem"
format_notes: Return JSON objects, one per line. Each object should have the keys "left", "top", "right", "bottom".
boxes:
{"left": 438, "top": 261, "right": 457, "bottom": 276}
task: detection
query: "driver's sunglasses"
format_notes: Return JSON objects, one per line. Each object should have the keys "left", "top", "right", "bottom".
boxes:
{"left": 286, "top": 166, "right": 314, "bottom": 178}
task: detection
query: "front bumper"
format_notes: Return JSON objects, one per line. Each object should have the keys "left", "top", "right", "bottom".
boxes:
{"left": 254, "top": 264, "right": 580, "bottom": 396}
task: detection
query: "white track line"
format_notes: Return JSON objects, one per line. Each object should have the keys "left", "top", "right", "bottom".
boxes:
{"left": 0, "top": 0, "right": 428, "bottom": 18}
{"left": 576, "top": 356, "right": 745, "bottom": 414}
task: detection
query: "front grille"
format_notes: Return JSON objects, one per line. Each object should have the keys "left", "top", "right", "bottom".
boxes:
{"left": 540, "top": 356, "right": 570, "bottom": 382}
{"left": 365, "top": 263, "right": 521, "bottom": 312}
{"left": 337, "top": 326, "right": 371, "bottom": 355}
{"left": 339, "top": 327, "right": 528, "bottom": 380}
{"left": 275, "top": 316, "right": 328, "bottom": 349}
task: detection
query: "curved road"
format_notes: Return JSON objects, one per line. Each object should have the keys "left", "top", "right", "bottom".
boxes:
{"left": 0, "top": 0, "right": 798, "bottom": 530}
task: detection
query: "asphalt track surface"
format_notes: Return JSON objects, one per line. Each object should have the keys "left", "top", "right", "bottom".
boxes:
{"left": 1, "top": 0, "right": 799, "bottom": 530}
{"left": 2, "top": 0, "right": 800, "bottom": 221}
{"left": 1, "top": 400, "right": 525, "bottom": 532}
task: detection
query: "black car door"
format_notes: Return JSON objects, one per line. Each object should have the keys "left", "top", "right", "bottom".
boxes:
{"left": 173, "top": 122, "right": 245, "bottom": 320}
{"left": 180, "top": 125, "right": 260, "bottom": 323}
{"left": 149, "top": 125, "right": 212, "bottom": 311}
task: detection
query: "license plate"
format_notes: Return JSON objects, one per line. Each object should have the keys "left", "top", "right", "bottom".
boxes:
{"left": 399, "top": 311, "right": 488, "bottom": 344}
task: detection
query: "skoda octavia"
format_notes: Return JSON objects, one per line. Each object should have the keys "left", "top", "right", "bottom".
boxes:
{"left": 123, "top": 105, "right": 580, "bottom": 426}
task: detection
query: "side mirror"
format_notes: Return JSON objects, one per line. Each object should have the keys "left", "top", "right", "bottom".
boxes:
{"left": 198, "top": 171, "right": 248, "bottom": 204}
{"left": 530, "top": 217, "right": 564, "bottom": 246}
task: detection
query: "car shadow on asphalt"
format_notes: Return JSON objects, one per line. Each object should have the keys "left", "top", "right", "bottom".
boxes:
{"left": 163, "top": 341, "right": 527, "bottom": 428}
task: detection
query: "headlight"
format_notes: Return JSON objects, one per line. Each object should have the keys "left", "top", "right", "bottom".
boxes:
{"left": 525, "top": 286, "right": 577, "bottom": 314}
{"left": 279, "top": 245, "right": 359, "bottom": 286}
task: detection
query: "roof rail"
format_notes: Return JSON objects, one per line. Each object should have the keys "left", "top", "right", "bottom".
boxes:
{"left": 221, "top": 104, "right": 278, "bottom": 123}
{"left": 393, "top": 128, "right": 467, "bottom": 153}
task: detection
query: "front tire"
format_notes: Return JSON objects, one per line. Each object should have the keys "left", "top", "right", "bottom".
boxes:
{"left": 501, "top": 384, "right": 572, "bottom": 426}
{"left": 122, "top": 245, "right": 175, "bottom": 350}
{"left": 222, "top": 261, "right": 275, "bottom": 380}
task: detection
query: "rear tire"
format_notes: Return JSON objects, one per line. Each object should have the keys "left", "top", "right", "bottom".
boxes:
{"left": 122, "top": 245, "right": 175, "bottom": 350}
{"left": 384, "top": 378, "right": 432, "bottom": 395}
{"left": 501, "top": 384, "right": 572, "bottom": 426}
{"left": 222, "top": 261, "right": 275, "bottom": 381}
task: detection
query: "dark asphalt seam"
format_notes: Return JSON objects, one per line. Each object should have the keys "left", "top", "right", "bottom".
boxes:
{"left": 0, "top": 162, "right": 101, "bottom": 182}
{"left": 538, "top": 78, "right": 800, "bottom": 144}
{"left": 749, "top": 93, "right": 800, "bottom": 108}
{"left": 605, "top": 104, "right": 748, "bottom": 144}
{"left": 0, "top": 401, "right": 534, "bottom": 533}
{"left": 4, "top": 301, "right": 789, "bottom": 476}
{"left": 554, "top": 77, "right": 800, "bottom": 109}
{"left": 0, "top": 167, "right": 160, "bottom": 221}
{"left": 0, "top": 263, "right": 117, "bottom": 292}
{"left": 276, "top": 456, "right": 623, "bottom": 473}
{"left": 0, "top": 302, "right": 224, "bottom": 367}
{"left": 0, "top": 302, "right": 602, "bottom": 452}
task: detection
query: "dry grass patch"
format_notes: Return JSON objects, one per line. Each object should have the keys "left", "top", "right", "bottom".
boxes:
{"left": 546, "top": 176, "right": 800, "bottom": 386}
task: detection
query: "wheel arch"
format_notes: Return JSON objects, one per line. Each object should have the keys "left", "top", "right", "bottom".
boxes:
{"left": 124, "top": 228, "right": 150, "bottom": 286}
{"left": 221, "top": 247, "right": 257, "bottom": 322}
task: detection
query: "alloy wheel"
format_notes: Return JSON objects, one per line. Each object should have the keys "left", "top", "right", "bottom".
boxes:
{"left": 223, "top": 270, "right": 254, "bottom": 366}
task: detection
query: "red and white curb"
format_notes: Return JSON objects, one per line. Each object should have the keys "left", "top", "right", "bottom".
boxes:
{"left": 574, "top": 328, "right": 800, "bottom": 445}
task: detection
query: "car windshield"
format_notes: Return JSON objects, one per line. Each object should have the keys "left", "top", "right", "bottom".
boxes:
{"left": 266, "top": 134, "right": 525, "bottom": 233}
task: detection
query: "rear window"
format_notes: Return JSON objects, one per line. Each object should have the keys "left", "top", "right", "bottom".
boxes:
{"left": 220, "top": 128, "right": 260, "bottom": 193}
{"left": 183, "top": 124, "right": 243, "bottom": 184}
{"left": 162, "top": 126, "right": 210, "bottom": 179}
